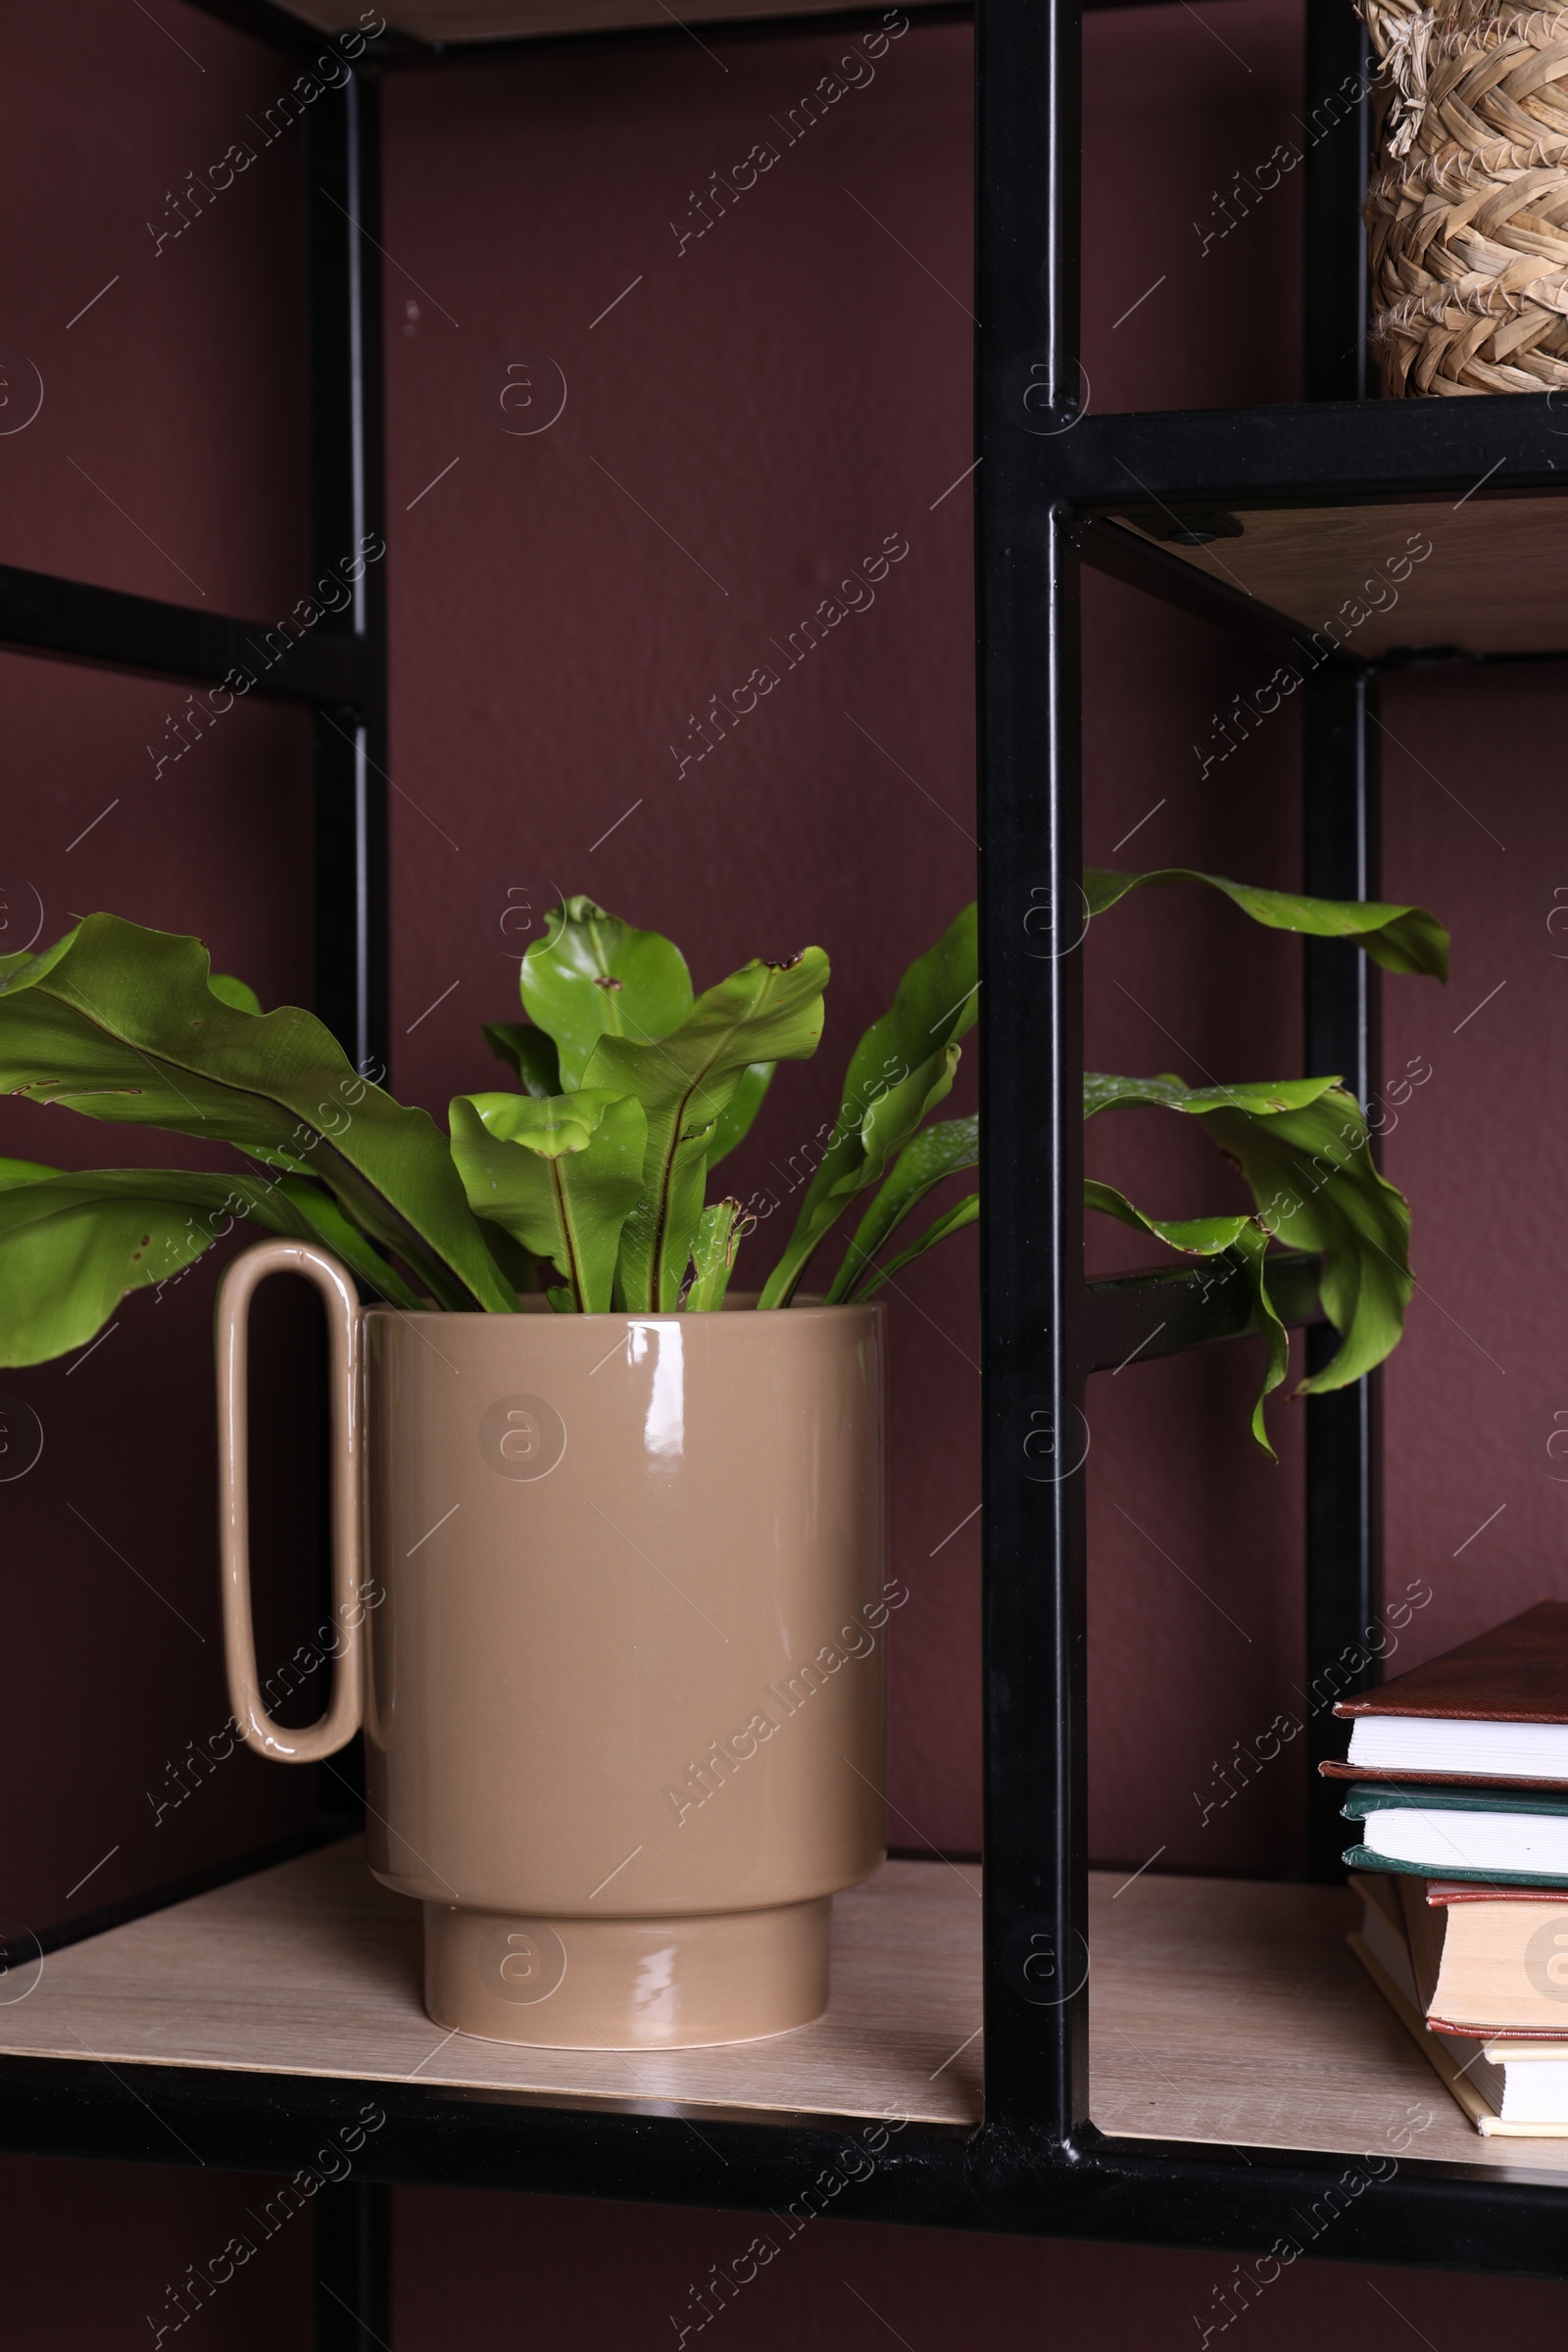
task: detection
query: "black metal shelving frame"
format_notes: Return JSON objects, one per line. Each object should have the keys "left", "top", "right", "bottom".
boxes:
{"left": 7, "top": 0, "right": 1568, "bottom": 2339}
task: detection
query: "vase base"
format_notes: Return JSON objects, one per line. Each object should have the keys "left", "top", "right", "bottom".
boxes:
{"left": 422, "top": 1895, "right": 831, "bottom": 2048}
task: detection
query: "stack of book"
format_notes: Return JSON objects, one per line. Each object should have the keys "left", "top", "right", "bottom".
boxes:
{"left": 1331, "top": 1600, "right": 1568, "bottom": 2137}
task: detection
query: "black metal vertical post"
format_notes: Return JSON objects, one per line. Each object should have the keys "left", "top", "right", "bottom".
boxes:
{"left": 977, "top": 0, "right": 1089, "bottom": 2151}
{"left": 306, "top": 71, "right": 389, "bottom": 1082}
{"left": 1303, "top": 0, "right": 1371, "bottom": 402}
{"left": 1301, "top": 0, "right": 1381, "bottom": 1880}
{"left": 305, "top": 63, "right": 388, "bottom": 1824}
{"left": 317, "top": 2182, "right": 392, "bottom": 2351}
{"left": 305, "top": 69, "right": 392, "bottom": 2345}
{"left": 1302, "top": 661, "right": 1383, "bottom": 1879}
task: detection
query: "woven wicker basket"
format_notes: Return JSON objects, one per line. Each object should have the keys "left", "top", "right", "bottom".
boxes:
{"left": 1362, "top": 0, "right": 1568, "bottom": 393}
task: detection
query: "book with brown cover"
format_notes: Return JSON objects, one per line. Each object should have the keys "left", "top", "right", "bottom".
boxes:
{"left": 1391, "top": 1875, "right": 1568, "bottom": 2037}
{"left": 1320, "top": 1599, "right": 1568, "bottom": 1787}
{"left": 1396, "top": 1872, "right": 1446, "bottom": 2012}
{"left": 1348, "top": 1896, "right": 1568, "bottom": 2135}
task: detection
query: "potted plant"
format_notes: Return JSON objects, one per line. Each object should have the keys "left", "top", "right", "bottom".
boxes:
{"left": 0, "top": 870, "right": 1443, "bottom": 2046}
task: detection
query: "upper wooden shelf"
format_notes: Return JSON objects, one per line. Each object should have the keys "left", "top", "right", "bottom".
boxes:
{"left": 275, "top": 0, "right": 944, "bottom": 41}
{"left": 1119, "top": 497, "right": 1568, "bottom": 660}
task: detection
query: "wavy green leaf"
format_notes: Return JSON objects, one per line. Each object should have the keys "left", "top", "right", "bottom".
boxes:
{"left": 826, "top": 1115, "right": 978, "bottom": 1304}
{"left": 587, "top": 951, "right": 829, "bottom": 1311}
{"left": 0, "top": 915, "right": 514, "bottom": 1312}
{"left": 267, "top": 1176, "right": 422, "bottom": 1306}
{"left": 449, "top": 1089, "right": 647, "bottom": 1314}
{"left": 685, "top": 1197, "right": 746, "bottom": 1310}
{"left": 0, "top": 1156, "right": 56, "bottom": 1189}
{"left": 1086, "top": 1069, "right": 1413, "bottom": 1400}
{"left": 1084, "top": 1176, "right": 1288, "bottom": 1453}
{"left": 1085, "top": 1071, "right": 1340, "bottom": 1122}
{"left": 1085, "top": 866, "right": 1448, "bottom": 981}
{"left": 520, "top": 897, "right": 694, "bottom": 1089}
{"left": 0, "top": 1163, "right": 353, "bottom": 1367}
{"left": 209, "top": 971, "right": 263, "bottom": 1015}
{"left": 483, "top": 1020, "right": 562, "bottom": 1099}
{"left": 0, "top": 1177, "right": 217, "bottom": 1366}
{"left": 845, "top": 1191, "right": 979, "bottom": 1305}
{"left": 760, "top": 903, "right": 977, "bottom": 1307}
{"left": 706, "top": 1060, "right": 774, "bottom": 1168}
{"left": 0, "top": 1149, "right": 422, "bottom": 1360}
{"left": 1198, "top": 1091, "right": 1412, "bottom": 1396}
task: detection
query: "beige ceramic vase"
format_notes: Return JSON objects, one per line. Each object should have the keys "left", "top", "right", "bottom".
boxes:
{"left": 216, "top": 1240, "right": 890, "bottom": 2050}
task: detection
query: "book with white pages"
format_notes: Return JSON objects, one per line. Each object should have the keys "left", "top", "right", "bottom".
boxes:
{"left": 1324, "top": 1600, "right": 1568, "bottom": 1788}
{"left": 1345, "top": 1717, "right": 1568, "bottom": 1780}
{"left": 1344, "top": 1783, "right": 1568, "bottom": 1882}
{"left": 1351, "top": 1877, "right": 1568, "bottom": 2133}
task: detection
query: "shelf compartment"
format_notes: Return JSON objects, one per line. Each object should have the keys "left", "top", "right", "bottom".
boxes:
{"left": 16, "top": 1840, "right": 1564, "bottom": 2177}
{"left": 1114, "top": 498, "right": 1568, "bottom": 660}
{"left": 12, "top": 1846, "right": 1568, "bottom": 2247}
{"left": 1091, "top": 1872, "right": 1568, "bottom": 2177}
{"left": 0, "top": 1839, "right": 981, "bottom": 2131}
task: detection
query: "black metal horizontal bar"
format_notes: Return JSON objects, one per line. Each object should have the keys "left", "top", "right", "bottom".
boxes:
{"left": 1060, "top": 2130, "right": 1568, "bottom": 2278}
{"left": 368, "top": 0, "right": 968, "bottom": 67}
{"left": 1085, "top": 1250, "right": 1321, "bottom": 1374}
{"left": 1377, "top": 644, "right": 1568, "bottom": 670}
{"left": 1076, "top": 515, "right": 1321, "bottom": 661}
{"left": 176, "top": 0, "right": 1217, "bottom": 63}
{"left": 1046, "top": 396, "right": 1568, "bottom": 510}
{"left": 4, "top": 2062, "right": 1567, "bottom": 2275}
{"left": 0, "top": 564, "right": 371, "bottom": 709}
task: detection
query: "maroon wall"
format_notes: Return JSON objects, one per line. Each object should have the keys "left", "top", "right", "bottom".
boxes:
{"left": 377, "top": 16, "right": 983, "bottom": 1855}
{"left": 0, "top": 5, "right": 308, "bottom": 609}
{"left": 0, "top": 0, "right": 324, "bottom": 1939}
{"left": 1382, "top": 667, "right": 1568, "bottom": 1685}
{"left": 4, "top": 0, "right": 1568, "bottom": 2341}
{"left": 390, "top": 2187, "right": 1568, "bottom": 2346}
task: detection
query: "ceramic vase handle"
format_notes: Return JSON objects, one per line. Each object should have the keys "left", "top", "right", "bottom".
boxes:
{"left": 217, "top": 1239, "right": 366, "bottom": 1762}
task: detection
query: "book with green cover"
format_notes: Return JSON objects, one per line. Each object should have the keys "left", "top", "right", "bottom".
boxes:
{"left": 1344, "top": 1783, "right": 1568, "bottom": 1886}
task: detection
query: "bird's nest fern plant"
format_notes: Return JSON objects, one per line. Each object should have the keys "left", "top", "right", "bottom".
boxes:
{"left": 0, "top": 868, "right": 1446, "bottom": 1451}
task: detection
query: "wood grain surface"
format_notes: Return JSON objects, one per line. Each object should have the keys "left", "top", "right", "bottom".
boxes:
{"left": 0, "top": 1840, "right": 984, "bottom": 2128}
{"left": 1089, "top": 1872, "right": 1568, "bottom": 2174}
{"left": 15, "top": 1848, "right": 1568, "bottom": 2164}
{"left": 1125, "top": 498, "right": 1568, "bottom": 658}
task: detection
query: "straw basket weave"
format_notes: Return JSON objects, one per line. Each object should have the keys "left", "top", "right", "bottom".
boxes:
{"left": 1362, "top": 0, "right": 1568, "bottom": 393}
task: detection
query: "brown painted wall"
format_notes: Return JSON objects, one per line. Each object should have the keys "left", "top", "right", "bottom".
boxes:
{"left": 3, "top": 0, "right": 1567, "bottom": 2340}
{"left": 377, "top": 17, "right": 984, "bottom": 1857}
{"left": 0, "top": 0, "right": 322, "bottom": 1940}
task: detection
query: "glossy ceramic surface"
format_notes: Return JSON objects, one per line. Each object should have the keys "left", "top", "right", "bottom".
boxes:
{"left": 217, "top": 1244, "right": 891, "bottom": 2047}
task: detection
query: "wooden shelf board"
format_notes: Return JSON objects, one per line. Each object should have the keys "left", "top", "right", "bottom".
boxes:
{"left": 278, "top": 0, "right": 950, "bottom": 42}
{"left": 1122, "top": 497, "right": 1568, "bottom": 658}
{"left": 11, "top": 1847, "right": 1566, "bottom": 2167}
{"left": 0, "top": 1839, "right": 983, "bottom": 2131}
{"left": 1090, "top": 1873, "right": 1568, "bottom": 2176}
